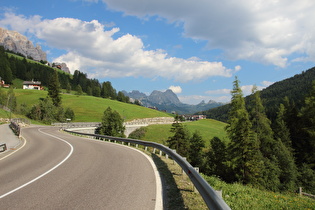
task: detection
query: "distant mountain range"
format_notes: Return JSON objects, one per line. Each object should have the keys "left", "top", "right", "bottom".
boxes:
{"left": 122, "top": 89, "right": 225, "bottom": 114}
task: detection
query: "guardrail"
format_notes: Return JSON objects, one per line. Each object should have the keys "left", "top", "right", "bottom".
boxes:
{"left": 299, "top": 187, "right": 315, "bottom": 199}
{"left": 64, "top": 128, "right": 231, "bottom": 210}
{"left": 0, "top": 142, "right": 7, "bottom": 152}
{"left": 9, "top": 121, "right": 20, "bottom": 136}
{"left": 52, "top": 122, "right": 101, "bottom": 129}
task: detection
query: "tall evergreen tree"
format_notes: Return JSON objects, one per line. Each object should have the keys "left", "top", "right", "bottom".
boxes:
{"left": 273, "top": 103, "right": 291, "bottom": 149}
{"left": 0, "top": 51, "right": 13, "bottom": 84}
{"left": 273, "top": 103, "right": 298, "bottom": 191}
{"left": 226, "top": 77, "right": 264, "bottom": 185}
{"left": 188, "top": 130, "right": 205, "bottom": 168}
{"left": 249, "top": 86, "right": 281, "bottom": 190}
{"left": 249, "top": 86, "right": 277, "bottom": 157}
{"left": 299, "top": 80, "right": 315, "bottom": 168}
{"left": 48, "top": 70, "right": 62, "bottom": 107}
{"left": 167, "top": 120, "right": 190, "bottom": 158}
{"left": 205, "top": 137, "right": 230, "bottom": 181}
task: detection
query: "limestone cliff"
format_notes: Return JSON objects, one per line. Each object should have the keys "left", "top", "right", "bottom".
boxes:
{"left": 0, "top": 27, "right": 47, "bottom": 61}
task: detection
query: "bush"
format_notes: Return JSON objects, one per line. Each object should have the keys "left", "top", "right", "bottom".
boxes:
{"left": 128, "top": 127, "right": 147, "bottom": 139}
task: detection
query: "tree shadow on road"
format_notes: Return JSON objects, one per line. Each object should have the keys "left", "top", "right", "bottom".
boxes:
{"left": 151, "top": 153, "right": 187, "bottom": 210}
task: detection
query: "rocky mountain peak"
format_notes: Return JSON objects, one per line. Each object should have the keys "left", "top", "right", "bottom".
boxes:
{"left": 148, "top": 89, "right": 181, "bottom": 105}
{"left": 0, "top": 27, "right": 47, "bottom": 61}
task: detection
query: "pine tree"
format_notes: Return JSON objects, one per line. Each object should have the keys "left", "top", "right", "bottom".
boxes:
{"left": 273, "top": 103, "right": 291, "bottom": 149}
{"left": 167, "top": 120, "right": 190, "bottom": 158}
{"left": 299, "top": 80, "right": 315, "bottom": 168}
{"left": 48, "top": 70, "right": 62, "bottom": 107}
{"left": 188, "top": 130, "right": 205, "bottom": 168}
{"left": 249, "top": 86, "right": 280, "bottom": 190}
{"left": 205, "top": 137, "right": 230, "bottom": 180}
{"left": 226, "top": 77, "right": 264, "bottom": 185}
{"left": 273, "top": 103, "right": 298, "bottom": 191}
{"left": 76, "top": 84, "right": 83, "bottom": 95}
{"left": 0, "top": 52, "right": 13, "bottom": 84}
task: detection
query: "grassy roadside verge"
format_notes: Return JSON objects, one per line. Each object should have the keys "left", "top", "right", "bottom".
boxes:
{"left": 149, "top": 151, "right": 314, "bottom": 210}
{"left": 149, "top": 152, "right": 208, "bottom": 209}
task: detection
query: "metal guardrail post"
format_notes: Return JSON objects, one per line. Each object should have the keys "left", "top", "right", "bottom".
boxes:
{"left": 0, "top": 142, "right": 7, "bottom": 152}
{"left": 64, "top": 129, "right": 231, "bottom": 210}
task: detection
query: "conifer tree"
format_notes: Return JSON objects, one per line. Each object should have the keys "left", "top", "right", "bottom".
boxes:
{"left": 48, "top": 70, "right": 62, "bottom": 107}
{"left": 226, "top": 77, "right": 264, "bottom": 185}
{"left": 0, "top": 49, "right": 13, "bottom": 84}
{"left": 273, "top": 103, "right": 291, "bottom": 149}
{"left": 167, "top": 119, "right": 190, "bottom": 158}
{"left": 299, "top": 80, "right": 315, "bottom": 168}
{"left": 249, "top": 86, "right": 280, "bottom": 190}
{"left": 205, "top": 137, "right": 230, "bottom": 180}
{"left": 188, "top": 130, "right": 205, "bottom": 168}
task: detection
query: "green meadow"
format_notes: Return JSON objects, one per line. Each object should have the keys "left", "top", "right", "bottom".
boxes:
{"left": 11, "top": 89, "right": 172, "bottom": 122}
{"left": 143, "top": 119, "right": 228, "bottom": 147}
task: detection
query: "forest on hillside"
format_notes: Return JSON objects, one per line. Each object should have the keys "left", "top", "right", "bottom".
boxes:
{"left": 167, "top": 77, "right": 315, "bottom": 195}
{"left": 0, "top": 46, "right": 130, "bottom": 103}
{"left": 199, "top": 66, "right": 315, "bottom": 122}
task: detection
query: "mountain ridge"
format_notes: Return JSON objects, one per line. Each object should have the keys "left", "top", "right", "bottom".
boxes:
{"left": 0, "top": 27, "right": 47, "bottom": 61}
{"left": 123, "top": 89, "right": 224, "bottom": 114}
{"left": 199, "top": 66, "right": 315, "bottom": 122}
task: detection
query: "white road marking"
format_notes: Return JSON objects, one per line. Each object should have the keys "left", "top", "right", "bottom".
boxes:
{"left": 0, "top": 128, "right": 74, "bottom": 199}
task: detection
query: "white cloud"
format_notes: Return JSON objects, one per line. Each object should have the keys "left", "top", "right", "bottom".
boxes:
{"left": 203, "top": 83, "right": 268, "bottom": 103}
{"left": 168, "top": 85, "right": 182, "bottom": 94}
{"left": 99, "top": 0, "right": 315, "bottom": 67}
{"left": 179, "top": 95, "right": 230, "bottom": 104}
{"left": 0, "top": 12, "right": 235, "bottom": 82}
{"left": 205, "top": 89, "right": 231, "bottom": 95}
{"left": 261, "top": 81, "right": 274, "bottom": 87}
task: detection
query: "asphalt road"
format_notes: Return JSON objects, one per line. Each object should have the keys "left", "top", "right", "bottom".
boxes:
{"left": 0, "top": 126, "right": 160, "bottom": 209}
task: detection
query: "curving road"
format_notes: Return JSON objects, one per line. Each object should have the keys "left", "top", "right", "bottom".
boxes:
{"left": 0, "top": 126, "right": 161, "bottom": 209}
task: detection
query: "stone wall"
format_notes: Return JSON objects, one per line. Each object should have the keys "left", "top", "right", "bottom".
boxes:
{"left": 124, "top": 117, "right": 174, "bottom": 126}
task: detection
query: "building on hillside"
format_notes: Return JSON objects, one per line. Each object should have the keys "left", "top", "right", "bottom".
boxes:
{"left": 23, "top": 80, "right": 42, "bottom": 90}
{"left": 182, "top": 114, "right": 207, "bottom": 121}
{"left": 0, "top": 79, "right": 10, "bottom": 88}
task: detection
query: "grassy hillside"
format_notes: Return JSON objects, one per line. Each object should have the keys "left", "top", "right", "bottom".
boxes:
{"left": 143, "top": 119, "right": 228, "bottom": 146}
{"left": 12, "top": 89, "right": 172, "bottom": 122}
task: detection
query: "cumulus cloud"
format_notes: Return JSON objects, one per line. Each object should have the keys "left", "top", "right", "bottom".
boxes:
{"left": 205, "top": 89, "right": 231, "bottom": 95}
{"left": 203, "top": 82, "right": 269, "bottom": 103}
{"left": 168, "top": 85, "right": 182, "bottom": 94}
{"left": 179, "top": 95, "right": 230, "bottom": 104}
{"left": 0, "top": 12, "right": 235, "bottom": 82}
{"left": 99, "top": 0, "right": 315, "bottom": 67}
{"left": 261, "top": 81, "right": 274, "bottom": 87}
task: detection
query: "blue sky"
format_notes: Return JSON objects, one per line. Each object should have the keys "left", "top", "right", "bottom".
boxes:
{"left": 1, "top": 0, "right": 315, "bottom": 104}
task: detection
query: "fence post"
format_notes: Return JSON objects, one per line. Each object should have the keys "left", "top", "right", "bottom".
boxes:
{"left": 193, "top": 167, "right": 200, "bottom": 192}
{"left": 299, "top": 187, "right": 303, "bottom": 196}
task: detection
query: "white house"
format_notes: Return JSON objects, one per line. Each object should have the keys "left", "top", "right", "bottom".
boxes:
{"left": 23, "top": 81, "right": 42, "bottom": 90}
